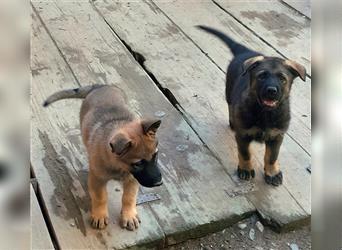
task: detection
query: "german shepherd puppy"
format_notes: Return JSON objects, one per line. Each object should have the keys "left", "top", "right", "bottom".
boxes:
{"left": 44, "top": 85, "right": 162, "bottom": 230}
{"left": 198, "top": 26, "right": 306, "bottom": 186}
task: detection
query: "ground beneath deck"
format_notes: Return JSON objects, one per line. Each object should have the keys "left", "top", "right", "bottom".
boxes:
{"left": 31, "top": 0, "right": 311, "bottom": 249}
{"left": 166, "top": 215, "right": 311, "bottom": 250}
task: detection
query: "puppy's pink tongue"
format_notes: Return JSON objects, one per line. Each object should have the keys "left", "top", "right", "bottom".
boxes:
{"left": 263, "top": 100, "right": 277, "bottom": 107}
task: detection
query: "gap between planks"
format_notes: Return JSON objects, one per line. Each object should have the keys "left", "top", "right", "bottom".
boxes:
{"left": 32, "top": 1, "right": 255, "bottom": 247}
{"left": 31, "top": 6, "right": 166, "bottom": 249}
{"left": 280, "top": 0, "right": 311, "bottom": 19}
{"left": 92, "top": 3, "right": 232, "bottom": 182}
{"left": 31, "top": 182, "right": 59, "bottom": 250}
{"left": 88, "top": 7, "right": 308, "bottom": 230}
{"left": 91, "top": 0, "right": 310, "bottom": 223}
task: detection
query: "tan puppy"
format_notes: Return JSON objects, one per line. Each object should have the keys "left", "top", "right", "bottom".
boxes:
{"left": 44, "top": 85, "right": 162, "bottom": 230}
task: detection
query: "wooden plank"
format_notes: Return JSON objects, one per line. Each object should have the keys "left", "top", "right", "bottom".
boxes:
{"left": 32, "top": 1, "right": 254, "bottom": 246}
{"left": 31, "top": 9, "right": 164, "bottom": 249}
{"left": 31, "top": 184, "right": 55, "bottom": 250}
{"left": 93, "top": 0, "right": 310, "bottom": 229}
{"left": 213, "top": 0, "right": 311, "bottom": 76}
{"left": 282, "top": 0, "right": 311, "bottom": 18}
{"left": 153, "top": 0, "right": 311, "bottom": 154}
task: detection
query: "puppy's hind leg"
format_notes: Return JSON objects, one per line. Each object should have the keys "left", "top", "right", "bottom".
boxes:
{"left": 120, "top": 175, "right": 140, "bottom": 231}
{"left": 236, "top": 135, "right": 255, "bottom": 180}
{"left": 264, "top": 135, "right": 284, "bottom": 186}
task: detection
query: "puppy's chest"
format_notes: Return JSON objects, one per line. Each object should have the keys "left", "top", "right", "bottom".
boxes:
{"left": 238, "top": 115, "right": 288, "bottom": 141}
{"left": 105, "top": 166, "right": 129, "bottom": 180}
{"left": 237, "top": 106, "right": 290, "bottom": 140}
{"left": 240, "top": 126, "right": 284, "bottom": 141}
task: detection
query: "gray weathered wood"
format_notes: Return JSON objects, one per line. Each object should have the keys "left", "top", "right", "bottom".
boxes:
{"left": 282, "top": 0, "right": 311, "bottom": 18}
{"left": 31, "top": 184, "right": 55, "bottom": 250}
{"left": 32, "top": 1, "right": 254, "bottom": 246}
{"left": 31, "top": 8, "right": 164, "bottom": 249}
{"left": 213, "top": 0, "right": 311, "bottom": 76}
{"left": 93, "top": 0, "right": 310, "bottom": 229}
{"left": 152, "top": 0, "right": 311, "bottom": 154}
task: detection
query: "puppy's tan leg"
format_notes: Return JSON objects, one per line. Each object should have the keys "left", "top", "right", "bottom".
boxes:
{"left": 264, "top": 135, "right": 284, "bottom": 186}
{"left": 120, "top": 175, "right": 140, "bottom": 231}
{"left": 88, "top": 172, "right": 109, "bottom": 229}
{"left": 236, "top": 135, "right": 255, "bottom": 180}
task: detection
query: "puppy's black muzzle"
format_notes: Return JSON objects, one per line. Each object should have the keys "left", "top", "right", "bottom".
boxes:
{"left": 266, "top": 86, "right": 278, "bottom": 99}
{"left": 130, "top": 150, "right": 163, "bottom": 188}
{"left": 259, "top": 84, "right": 282, "bottom": 108}
{"left": 261, "top": 85, "right": 280, "bottom": 100}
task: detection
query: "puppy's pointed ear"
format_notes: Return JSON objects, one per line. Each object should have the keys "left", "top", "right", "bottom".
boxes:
{"left": 242, "top": 56, "right": 264, "bottom": 75}
{"left": 141, "top": 119, "right": 161, "bottom": 135}
{"left": 284, "top": 60, "right": 306, "bottom": 81}
{"left": 109, "top": 133, "right": 132, "bottom": 156}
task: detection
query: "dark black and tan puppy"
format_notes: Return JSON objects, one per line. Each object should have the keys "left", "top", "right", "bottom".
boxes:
{"left": 198, "top": 26, "right": 306, "bottom": 186}
{"left": 44, "top": 85, "right": 162, "bottom": 230}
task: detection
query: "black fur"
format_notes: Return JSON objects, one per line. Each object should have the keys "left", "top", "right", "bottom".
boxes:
{"left": 198, "top": 26, "right": 304, "bottom": 185}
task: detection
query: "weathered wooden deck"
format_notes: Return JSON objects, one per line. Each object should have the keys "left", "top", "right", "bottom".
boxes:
{"left": 31, "top": 1, "right": 311, "bottom": 249}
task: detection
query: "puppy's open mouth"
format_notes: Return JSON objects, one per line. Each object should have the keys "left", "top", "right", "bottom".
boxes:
{"left": 262, "top": 99, "right": 278, "bottom": 108}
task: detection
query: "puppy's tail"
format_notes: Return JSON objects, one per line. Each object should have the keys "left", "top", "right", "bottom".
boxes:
{"left": 196, "top": 25, "right": 252, "bottom": 56}
{"left": 43, "top": 84, "right": 104, "bottom": 107}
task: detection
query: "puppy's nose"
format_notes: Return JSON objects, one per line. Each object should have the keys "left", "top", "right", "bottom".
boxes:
{"left": 266, "top": 86, "right": 277, "bottom": 97}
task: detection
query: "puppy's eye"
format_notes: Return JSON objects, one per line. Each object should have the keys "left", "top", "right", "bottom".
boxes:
{"left": 278, "top": 74, "right": 287, "bottom": 84}
{"left": 133, "top": 160, "right": 144, "bottom": 167}
{"left": 257, "top": 72, "right": 268, "bottom": 80}
{"left": 131, "top": 160, "right": 145, "bottom": 173}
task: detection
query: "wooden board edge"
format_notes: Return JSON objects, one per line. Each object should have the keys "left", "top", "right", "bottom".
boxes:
{"left": 164, "top": 209, "right": 255, "bottom": 246}
{"left": 256, "top": 206, "right": 310, "bottom": 233}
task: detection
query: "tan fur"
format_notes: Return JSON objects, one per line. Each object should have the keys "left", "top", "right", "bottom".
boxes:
{"left": 45, "top": 85, "right": 160, "bottom": 230}
{"left": 264, "top": 145, "right": 280, "bottom": 176}
{"left": 283, "top": 60, "right": 306, "bottom": 81}
{"left": 238, "top": 151, "right": 253, "bottom": 171}
{"left": 80, "top": 86, "right": 159, "bottom": 230}
{"left": 242, "top": 56, "right": 265, "bottom": 75}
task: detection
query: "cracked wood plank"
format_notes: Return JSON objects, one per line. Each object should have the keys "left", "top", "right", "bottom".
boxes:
{"left": 31, "top": 8, "right": 164, "bottom": 249}
{"left": 31, "top": 184, "right": 55, "bottom": 250}
{"left": 93, "top": 0, "right": 310, "bottom": 230}
{"left": 32, "top": 1, "right": 254, "bottom": 246}
{"left": 213, "top": 0, "right": 311, "bottom": 76}
{"left": 153, "top": 0, "right": 311, "bottom": 155}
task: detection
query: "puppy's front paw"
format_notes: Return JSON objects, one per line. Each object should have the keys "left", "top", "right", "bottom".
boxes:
{"left": 90, "top": 214, "right": 109, "bottom": 229}
{"left": 237, "top": 167, "right": 255, "bottom": 180}
{"left": 265, "top": 171, "right": 283, "bottom": 186}
{"left": 120, "top": 210, "right": 141, "bottom": 231}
